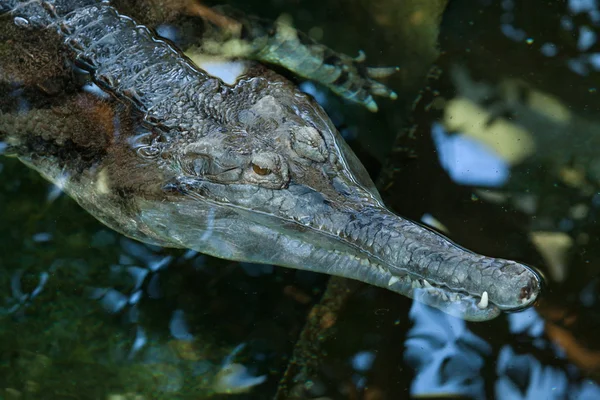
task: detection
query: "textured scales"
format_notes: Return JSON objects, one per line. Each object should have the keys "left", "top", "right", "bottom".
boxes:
{"left": 0, "top": 0, "right": 542, "bottom": 320}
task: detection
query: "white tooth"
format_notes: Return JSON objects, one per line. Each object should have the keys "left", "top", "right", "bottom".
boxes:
{"left": 388, "top": 276, "right": 400, "bottom": 287}
{"left": 453, "top": 294, "right": 461, "bottom": 302}
{"left": 477, "top": 291, "right": 489, "bottom": 309}
{"left": 441, "top": 292, "right": 449, "bottom": 301}
{"left": 423, "top": 280, "right": 433, "bottom": 289}
{"left": 412, "top": 280, "right": 422, "bottom": 289}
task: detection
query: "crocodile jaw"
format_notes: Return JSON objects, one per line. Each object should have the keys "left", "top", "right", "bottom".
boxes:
{"left": 134, "top": 184, "right": 541, "bottom": 322}
{"left": 17, "top": 144, "right": 540, "bottom": 322}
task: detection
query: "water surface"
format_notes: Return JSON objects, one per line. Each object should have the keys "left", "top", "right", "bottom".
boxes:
{"left": 1, "top": 0, "right": 600, "bottom": 399}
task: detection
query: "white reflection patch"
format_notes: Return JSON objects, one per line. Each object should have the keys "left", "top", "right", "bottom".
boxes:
{"left": 194, "top": 58, "right": 248, "bottom": 85}
{"left": 431, "top": 123, "right": 509, "bottom": 187}
{"left": 421, "top": 213, "right": 449, "bottom": 233}
{"left": 213, "top": 343, "right": 267, "bottom": 394}
{"left": 47, "top": 173, "right": 67, "bottom": 202}
{"left": 83, "top": 82, "right": 111, "bottom": 99}
{"left": 155, "top": 24, "right": 178, "bottom": 42}
{"left": 299, "top": 82, "right": 329, "bottom": 106}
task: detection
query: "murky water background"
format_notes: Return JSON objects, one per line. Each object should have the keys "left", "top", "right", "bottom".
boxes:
{"left": 1, "top": 0, "right": 600, "bottom": 398}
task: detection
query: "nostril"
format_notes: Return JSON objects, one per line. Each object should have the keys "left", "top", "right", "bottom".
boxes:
{"left": 519, "top": 286, "right": 531, "bottom": 302}
{"left": 519, "top": 278, "right": 537, "bottom": 303}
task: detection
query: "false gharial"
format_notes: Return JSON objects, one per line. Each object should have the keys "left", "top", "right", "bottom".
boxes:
{"left": 0, "top": 0, "right": 542, "bottom": 320}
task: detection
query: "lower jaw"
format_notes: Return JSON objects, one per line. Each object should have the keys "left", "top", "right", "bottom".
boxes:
{"left": 262, "top": 232, "right": 504, "bottom": 321}
{"left": 362, "top": 264, "right": 502, "bottom": 321}
{"left": 135, "top": 200, "right": 502, "bottom": 321}
{"left": 308, "top": 244, "right": 501, "bottom": 321}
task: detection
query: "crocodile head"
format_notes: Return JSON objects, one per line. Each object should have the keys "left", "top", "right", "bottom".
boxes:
{"left": 0, "top": 0, "right": 541, "bottom": 321}
{"left": 119, "top": 67, "right": 542, "bottom": 321}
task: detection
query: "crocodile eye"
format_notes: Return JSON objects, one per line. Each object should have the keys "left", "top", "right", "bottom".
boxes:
{"left": 245, "top": 152, "right": 289, "bottom": 189}
{"left": 290, "top": 126, "right": 327, "bottom": 162}
{"left": 192, "top": 156, "right": 210, "bottom": 175}
{"left": 252, "top": 163, "right": 272, "bottom": 176}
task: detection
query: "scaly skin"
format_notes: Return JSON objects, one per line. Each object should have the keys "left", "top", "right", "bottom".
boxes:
{"left": 0, "top": 0, "right": 542, "bottom": 320}
{"left": 199, "top": 4, "right": 399, "bottom": 112}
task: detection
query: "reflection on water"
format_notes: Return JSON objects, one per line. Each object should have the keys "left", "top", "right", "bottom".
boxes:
{"left": 431, "top": 121, "right": 510, "bottom": 187}
{"left": 405, "top": 300, "right": 491, "bottom": 399}
{"left": 1, "top": 0, "right": 600, "bottom": 398}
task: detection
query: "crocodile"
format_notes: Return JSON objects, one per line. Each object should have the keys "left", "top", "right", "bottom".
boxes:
{"left": 0, "top": 0, "right": 542, "bottom": 320}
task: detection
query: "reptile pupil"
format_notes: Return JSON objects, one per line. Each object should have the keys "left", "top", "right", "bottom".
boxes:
{"left": 252, "top": 164, "right": 272, "bottom": 176}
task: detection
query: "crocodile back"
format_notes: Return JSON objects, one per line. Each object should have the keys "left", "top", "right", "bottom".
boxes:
{"left": 1, "top": 0, "right": 221, "bottom": 131}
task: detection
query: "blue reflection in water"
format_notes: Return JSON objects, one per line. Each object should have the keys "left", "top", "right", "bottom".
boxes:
{"left": 351, "top": 351, "right": 376, "bottom": 372}
{"left": 496, "top": 345, "right": 568, "bottom": 399}
{"left": 579, "top": 278, "right": 599, "bottom": 307}
{"left": 350, "top": 350, "right": 376, "bottom": 390}
{"left": 501, "top": 24, "right": 527, "bottom": 42}
{"left": 494, "top": 344, "right": 600, "bottom": 400}
{"left": 169, "top": 309, "right": 194, "bottom": 341}
{"left": 127, "top": 266, "right": 149, "bottom": 291}
{"left": 32, "top": 232, "right": 52, "bottom": 242}
{"left": 568, "top": 0, "right": 600, "bottom": 21}
{"left": 155, "top": 24, "right": 179, "bottom": 42}
{"left": 299, "top": 82, "right": 329, "bottom": 107}
{"left": 578, "top": 26, "right": 597, "bottom": 51}
{"left": 240, "top": 262, "right": 274, "bottom": 277}
{"left": 507, "top": 308, "right": 545, "bottom": 338}
{"left": 541, "top": 43, "right": 558, "bottom": 57}
{"left": 2, "top": 269, "right": 49, "bottom": 316}
{"left": 85, "top": 239, "right": 172, "bottom": 317}
{"left": 129, "top": 326, "right": 147, "bottom": 358}
{"left": 213, "top": 343, "right": 268, "bottom": 394}
{"left": 146, "top": 273, "right": 163, "bottom": 299}
{"left": 431, "top": 122, "right": 509, "bottom": 187}
{"left": 568, "top": 57, "right": 591, "bottom": 76}
{"left": 119, "top": 238, "right": 172, "bottom": 271}
{"left": 99, "top": 288, "right": 128, "bottom": 313}
{"left": 589, "top": 53, "right": 600, "bottom": 70}
{"left": 404, "top": 299, "right": 491, "bottom": 399}
{"left": 82, "top": 82, "right": 111, "bottom": 100}
{"left": 128, "top": 290, "right": 143, "bottom": 305}
{"left": 46, "top": 174, "right": 66, "bottom": 202}
{"left": 405, "top": 297, "right": 600, "bottom": 399}
{"left": 562, "top": 15, "right": 575, "bottom": 31}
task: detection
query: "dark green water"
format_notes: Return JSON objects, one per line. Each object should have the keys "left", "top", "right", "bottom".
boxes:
{"left": 1, "top": 0, "right": 600, "bottom": 399}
